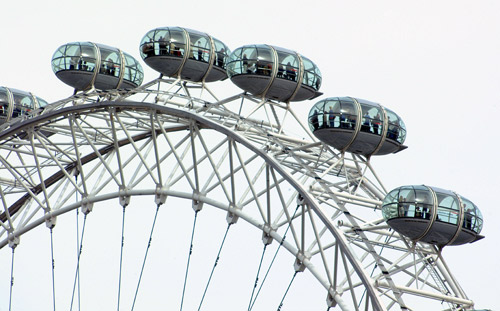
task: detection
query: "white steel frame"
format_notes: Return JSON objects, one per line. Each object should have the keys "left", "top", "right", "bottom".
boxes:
{"left": 0, "top": 77, "right": 475, "bottom": 310}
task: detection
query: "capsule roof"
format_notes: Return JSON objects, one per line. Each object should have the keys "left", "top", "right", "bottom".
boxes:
{"left": 139, "top": 27, "right": 230, "bottom": 83}
{"left": 308, "top": 97, "right": 407, "bottom": 156}
{"left": 52, "top": 42, "right": 144, "bottom": 91}
{"left": 226, "top": 44, "right": 322, "bottom": 102}
{"left": 382, "top": 185, "right": 484, "bottom": 246}
{"left": 0, "top": 87, "right": 48, "bottom": 124}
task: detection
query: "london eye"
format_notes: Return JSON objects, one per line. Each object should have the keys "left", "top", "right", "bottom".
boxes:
{"left": 0, "top": 26, "right": 487, "bottom": 311}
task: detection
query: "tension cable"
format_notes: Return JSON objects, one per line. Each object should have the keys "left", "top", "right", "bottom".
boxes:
{"left": 50, "top": 228, "right": 56, "bottom": 311}
{"left": 197, "top": 223, "right": 232, "bottom": 310}
{"left": 179, "top": 210, "right": 199, "bottom": 311}
{"left": 69, "top": 214, "right": 88, "bottom": 311}
{"left": 117, "top": 204, "right": 127, "bottom": 310}
{"left": 8, "top": 248, "right": 15, "bottom": 311}
{"left": 248, "top": 204, "right": 300, "bottom": 310}
{"left": 247, "top": 244, "right": 268, "bottom": 310}
{"left": 131, "top": 203, "right": 162, "bottom": 310}
{"left": 276, "top": 271, "right": 298, "bottom": 310}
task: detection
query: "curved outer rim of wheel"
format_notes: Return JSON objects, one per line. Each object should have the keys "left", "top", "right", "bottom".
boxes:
{"left": 0, "top": 100, "right": 385, "bottom": 310}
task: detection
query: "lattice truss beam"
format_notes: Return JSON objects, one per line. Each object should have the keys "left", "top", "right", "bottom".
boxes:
{"left": 0, "top": 78, "right": 472, "bottom": 310}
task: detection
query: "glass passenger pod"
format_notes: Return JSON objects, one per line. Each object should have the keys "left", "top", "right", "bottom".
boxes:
{"left": 139, "top": 27, "right": 230, "bottom": 83}
{"left": 52, "top": 42, "right": 143, "bottom": 91}
{"left": 308, "top": 97, "right": 407, "bottom": 156}
{"left": 0, "top": 87, "right": 49, "bottom": 123}
{"left": 226, "top": 44, "right": 322, "bottom": 102}
{"left": 382, "top": 185, "right": 484, "bottom": 246}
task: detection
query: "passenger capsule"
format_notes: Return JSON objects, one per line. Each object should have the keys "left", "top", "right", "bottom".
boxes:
{"left": 308, "top": 97, "right": 407, "bottom": 156}
{"left": 382, "top": 185, "right": 484, "bottom": 246}
{"left": 0, "top": 87, "right": 48, "bottom": 123}
{"left": 226, "top": 45, "right": 322, "bottom": 102}
{"left": 139, "top": 27, "right": 230, "bottom": 83}
{"left": 52, "top": 42, "right": 144, "bottom": 91}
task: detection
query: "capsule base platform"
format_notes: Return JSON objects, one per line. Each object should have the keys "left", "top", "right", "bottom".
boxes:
{"left": 313, "top": 127, "right": 407, "bottom": 156}
{"left": 388, "top": 218, "right": 483, "bottom": 246}
{"left": 145, "top": 56, "right": 227, "bottom": 82}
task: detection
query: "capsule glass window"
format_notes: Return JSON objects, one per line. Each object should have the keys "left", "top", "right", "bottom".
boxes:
{"left": 36, "top": 97, "right": 49, "bottom": 108}
{"left": 213, "top": 39, "right": 229, "bottom": 69}
{"left": 123, "top": 53, "right": 143, "bottom": 86}
{"left": 170, "top": 28, "right": 186, "bottom": 57}
{"left": 460, "top": 196, "right": 483, "bottom": 232}
{"left": 359, "top": 102, "right": 384, "bottom": 136}
{"left": 406, "top": 186, "right": 431, "bottom": 218}
{"left": 189, "top": 31, "right": 210, "bottom": 63}
{"left": 339, "top": 97, "right": 357, "bottom": 129}
{"left": 385, "top": 108, "right": 406, "bottom": 143}
{"left": 52, "top": 44, "right": 78, "bottom": 71}
{"left": 302, "top": 56, "right": 321, "bottom": 90}
{"left": 323, "top": 99, "right": 341, "bottom": 128}
{"left": 99, "top": 46, "right": 121, "bottom": 78}
{"left": 140, "top": 30, "right": 156, "bottom": 57}
{"left": 153, "top": 29, "right": 168, "bottom": 55}
{"left": 308, "top": 100, "right": 326, "bottom": 131}
{"left": 254, "top": 46, "right": 272, "bottom": 76}
{"left": 0, "top": 88, "right": 9, "bottom": 119}
{"left": 309, "top": 97, "right": 360, "bottom": 131}
{"left": 80, "top": 43, "right": 97, "bottom": 73}
{"left": 382, "top": 185, "right": 434, "bottom": 219}
{"left": 227, "top": 45, "right": 271, "bottom": 76}
{"left": 435, "top": 189, "right": 459, "bottom": 225}
{"left": 12, "top": 90, "right": 33, "bottom": 118}
{"left": 276, "top": 48, "right": 298, "bottom": 82}
{"left": 382, "top": 188, "right": 400, "bottom": 219}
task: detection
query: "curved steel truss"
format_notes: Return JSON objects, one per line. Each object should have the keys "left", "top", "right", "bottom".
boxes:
{"left": 0, "top": 78, "right": 474, "bottom": 310}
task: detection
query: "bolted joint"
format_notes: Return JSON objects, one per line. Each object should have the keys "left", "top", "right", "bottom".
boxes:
{"left": 119, "top": 187, "right": 131, "bottom": 207}
{"left": 8, "top": 233, "right": 20, "bottom": 249}
{"left": 261, "top": 224, "right": 273, "bottom": 245}
{"left": 154, "top": 185, "right": 168, "bottom": 205}
{"left": 192, "top": 191, "right": 204, "bottom": 212}
{"left": 81, "top": 196, "right": 93, "bottom": 215}
{"left": 326, "top": 287, "right": 338, "bottom": 307}
{"left": 294, "top": 252, "right": 309, "bottom": 272}
{"left": 192, "top": 200, "right": 203, "bottom": 212}
{"left": 226, "top": 204, "right": 240, "bottom": 225}
{"left": 296, "top": 193, "right": 305, "bottom": 206}
{"left": 45, "top": 213, "right": 57, "bottom": 229}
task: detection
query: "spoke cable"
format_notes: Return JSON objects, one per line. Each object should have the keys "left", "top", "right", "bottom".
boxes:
{"left": 75, "top": 176, "right": 81, "bottom": 311}
{"left": 249, "top": 204, "right": 300, "bottom": 311}
{"left": 8, "top": 248, "right": 15, "bottom": 311}
{"left": 117, "top": 205, "right": 127, "bottom": 311}
{"left": 130, "top": 203, "right": 162, "bottom": 310}
{"left": 276, "top": 271, "right": 298, "bottom": 311}
{"left": 69, "top": 214, "right": 88, "bottom": 311}
{"left": 247, "top": 244, "right": 268, "bottom": 310}
{"left": 50, "top": 228, "right": 56, "bottom": 311}
{"left": 179, "top": 210, "right": 199, "bottom": 311}
{"left": 197, "top": 223, "right": 232, "bottom": 311}
{"left": 358, "top": 234, "right": 391, "bottom": 309}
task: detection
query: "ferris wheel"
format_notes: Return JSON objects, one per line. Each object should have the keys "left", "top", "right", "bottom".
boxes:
{"left": 0, "top": 27, "right": 485, "bottom": 311}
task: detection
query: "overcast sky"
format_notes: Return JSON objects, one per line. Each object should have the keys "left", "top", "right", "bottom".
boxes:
{"left": 1, "top": 0, "right": 499, "bottom": 310}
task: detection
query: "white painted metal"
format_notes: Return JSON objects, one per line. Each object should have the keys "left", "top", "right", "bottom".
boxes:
{"left": 0, "top": 78, "right": 476, "bottom": 310}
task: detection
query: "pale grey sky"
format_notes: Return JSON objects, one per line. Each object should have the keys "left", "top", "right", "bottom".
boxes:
{"left": 1, "top": 1, "right": 499, "bottom": 310}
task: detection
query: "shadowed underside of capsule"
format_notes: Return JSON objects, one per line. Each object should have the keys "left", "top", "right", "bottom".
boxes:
{"left": 382, "top": 185, "right": 484, "bottom": 246}
{"left": 226, "top": 44, "right": 322, "bottom": 102}
{"left": 139, "top": 27, "right": 230, "bottom": 83}
{"left": 52, "top": 42, "right": 144, "bottom": 91}
{"left": 309, "top": 97, "right": 407, "bottom": 156}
